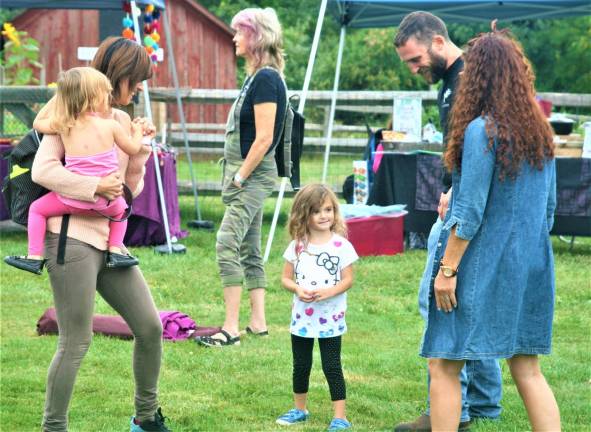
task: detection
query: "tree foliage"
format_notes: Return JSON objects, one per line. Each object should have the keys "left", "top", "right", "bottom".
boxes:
{"left": 200, "top": 1, "right": 590, "bottom": 94}
{"left": 0, "top": 24, "right": 42, "bottom": 85}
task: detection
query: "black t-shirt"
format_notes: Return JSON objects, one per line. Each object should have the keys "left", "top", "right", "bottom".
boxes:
{"left": 239, "top": 68, "right": 287, "bottom": 159}
{"left": 437, "top": 56, "right": 464, "bottom": 143}
{"left": 437, "top": 56, "right": 464, "bottom": 188}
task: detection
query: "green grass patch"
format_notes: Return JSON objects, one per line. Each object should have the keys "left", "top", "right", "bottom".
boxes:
{"left": 1, "top": 196, "right": 590, "bottom": 431}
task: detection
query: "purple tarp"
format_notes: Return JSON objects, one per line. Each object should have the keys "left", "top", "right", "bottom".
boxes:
{"left": 37, "top": 307, "right": 220, "bottom": 341}
{"left": 124, "top": 150, "right": 188, "bottom": 246}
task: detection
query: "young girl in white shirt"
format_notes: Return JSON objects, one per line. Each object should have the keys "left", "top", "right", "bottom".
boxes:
{"left": 276, "top": 184, "right": 358, "bottom": 431}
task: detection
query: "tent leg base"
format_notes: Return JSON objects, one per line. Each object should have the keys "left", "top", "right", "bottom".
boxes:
{"left": 154, "top": 244, "right": 187, "bottom": 254}
{"left": 187, "top": 220, "right": 215, "bottom": 230}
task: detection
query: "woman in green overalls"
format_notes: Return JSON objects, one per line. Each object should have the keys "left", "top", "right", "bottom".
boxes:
{"left": 197, "top": 7, "right": 287, "bottom": 347}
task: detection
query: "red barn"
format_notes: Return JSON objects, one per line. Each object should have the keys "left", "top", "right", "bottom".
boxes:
{"left": 12, "top": 0, "right": 236, "bottom": 124}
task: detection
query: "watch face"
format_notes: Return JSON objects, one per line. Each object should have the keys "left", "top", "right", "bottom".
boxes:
{"left": 442, "top": 267, "right": 455, "bottom": 277}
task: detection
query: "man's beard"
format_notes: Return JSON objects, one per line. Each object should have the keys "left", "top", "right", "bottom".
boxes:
{"left": 418, "top": 49, "right": 448, "bottom": 84}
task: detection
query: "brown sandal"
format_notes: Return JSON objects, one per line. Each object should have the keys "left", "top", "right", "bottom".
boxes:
{"left": 245, "top": 326, "right": 269, "bottom": 337}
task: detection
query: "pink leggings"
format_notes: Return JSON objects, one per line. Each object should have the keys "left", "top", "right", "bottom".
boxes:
{"left": 28, "top": 192, "right": 127, "bottom": 256}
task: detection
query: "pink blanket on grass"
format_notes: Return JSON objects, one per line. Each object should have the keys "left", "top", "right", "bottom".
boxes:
{"left": 36, "top": 308, "right": 220, "bottom": 341}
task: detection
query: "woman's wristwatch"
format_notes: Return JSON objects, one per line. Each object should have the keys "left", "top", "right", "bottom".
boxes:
{"left": 439, "top": 260, "right": 458, "bottom": 278}
{"left": 233, "top": 172, "right": 246, "bottom": 187}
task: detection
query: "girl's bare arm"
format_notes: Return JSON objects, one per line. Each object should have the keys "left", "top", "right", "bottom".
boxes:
{"left": 33, "top": 95, "right": 57, "bottom": 134}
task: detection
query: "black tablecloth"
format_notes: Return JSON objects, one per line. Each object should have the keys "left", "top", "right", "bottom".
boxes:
{"left": 368, "top": 153, "right": 591, "bottom": 237}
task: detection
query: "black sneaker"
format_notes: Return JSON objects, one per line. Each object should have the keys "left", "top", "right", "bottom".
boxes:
{"left": 106, "top": 252, "right": 139, "bottom": 268}
{"left": 4, "top": 256, "right": 46, "bottom": 275}
{"left": 130, "top": 407, "right": 171, "bottom": 432}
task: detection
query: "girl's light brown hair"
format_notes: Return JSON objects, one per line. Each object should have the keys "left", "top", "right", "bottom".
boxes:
{"left": 51, "top": 67, "right": 112, "bottom": 135}
{"left": 288, "top": 184, "right": 347, "bottom": 243}
{"left": 91, "top": 36, "right": 152, "bottom": 105}
{"left": 444, "top": 29, "right": 554, "bottom": 180}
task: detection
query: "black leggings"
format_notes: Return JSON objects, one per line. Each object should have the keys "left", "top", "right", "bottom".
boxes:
{"left": 291, "top": 334, "right": 346, "bottom": 401}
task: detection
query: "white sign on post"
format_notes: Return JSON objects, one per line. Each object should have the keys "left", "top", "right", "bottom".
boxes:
{"left": 393, "top": 96, "right": 422, "bottom": 142}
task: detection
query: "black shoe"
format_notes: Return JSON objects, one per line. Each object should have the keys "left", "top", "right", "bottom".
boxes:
{"left": 130, "top": 407, "right": 171, "bottom": 431}
{"left": 106, "top": 252, "right": 139, "bottom": 268}
{"left": 394, "top": 414, "right": 471, "bottom": 432}
{"left": 4, "top": 256, "right": 46, "bottom": 275}
{"left": 195, "top": 329, "right": 240, "bottom": 347}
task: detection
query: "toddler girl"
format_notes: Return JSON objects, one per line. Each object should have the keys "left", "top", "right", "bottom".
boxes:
{"left": 276, "top": 183, "right": 358, "bottom": 431}
{"left": 4, "top": 67, "right": 149, "bottom": 274}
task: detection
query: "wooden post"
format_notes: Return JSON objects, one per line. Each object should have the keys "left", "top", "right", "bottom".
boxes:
{"left": 151, "top": 101, "right": 167, "bottom": 138}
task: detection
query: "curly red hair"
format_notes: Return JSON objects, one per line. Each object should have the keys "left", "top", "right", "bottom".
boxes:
{"left": 444, "top": 30, "right": 554, "bottom": 180}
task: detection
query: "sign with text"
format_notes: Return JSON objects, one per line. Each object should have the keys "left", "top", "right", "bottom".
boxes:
{"left": 393, "top": 96, "right": 422, "bottom": 142}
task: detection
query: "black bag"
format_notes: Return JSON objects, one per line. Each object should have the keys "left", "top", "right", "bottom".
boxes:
{"left": 275, "top": 95, "right": 305, "bottom": 190}
{"left": 2, "top": 130, "right": 48, "bottom": 226}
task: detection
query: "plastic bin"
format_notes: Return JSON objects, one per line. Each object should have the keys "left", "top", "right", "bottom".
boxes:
{"left": 346, "top": 213, "right": 404, "bottom": 256}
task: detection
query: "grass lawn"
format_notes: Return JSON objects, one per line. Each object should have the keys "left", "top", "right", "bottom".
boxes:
{"left": 1, "top": 196, "right": 590, "bottom": 431}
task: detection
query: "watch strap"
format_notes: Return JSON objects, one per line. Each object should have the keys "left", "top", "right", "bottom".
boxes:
{"left": 439, "top": 260, "right": 458, "bottom": 277}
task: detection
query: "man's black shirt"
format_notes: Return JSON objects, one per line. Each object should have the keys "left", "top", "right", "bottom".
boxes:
{"left": 437, "top": 56, "right": 464, "bottom": 188}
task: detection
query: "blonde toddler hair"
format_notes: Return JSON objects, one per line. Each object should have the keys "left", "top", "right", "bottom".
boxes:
{"left": 52, "top": 67, "right": 112, "bottom": 135}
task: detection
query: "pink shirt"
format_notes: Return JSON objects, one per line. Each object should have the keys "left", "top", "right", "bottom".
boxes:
{"left": 58, "top": 146, "right": 120, "bottom": 210}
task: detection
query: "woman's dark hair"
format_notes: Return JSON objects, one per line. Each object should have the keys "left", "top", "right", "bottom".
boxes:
{"left": 444, "top": 30, "right": 554, "bottom": 180}
{"left": 90, "top": 37, "right": 152, "bottom": 104}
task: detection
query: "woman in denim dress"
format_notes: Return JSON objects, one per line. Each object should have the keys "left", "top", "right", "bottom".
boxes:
{"left": 421, "top": 30, "right": 560, "bottom": 430}
{"left": 196, "top": 8, "right": 287, "bottom": 347}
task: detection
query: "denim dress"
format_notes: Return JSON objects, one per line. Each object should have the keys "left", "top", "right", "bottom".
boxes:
{"left": 420, "top": 117, "right": 557, "bottom": 360}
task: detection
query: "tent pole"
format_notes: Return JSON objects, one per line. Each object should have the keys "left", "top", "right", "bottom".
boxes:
{"left": 296, "top": 0, "right": 328, "bottom": 115}
{"left": 321, "top": 25, "right": 346, "bottom": 184}
{"left": 131, "top": 1, "right": 182, "bottom": 254}
{"left": 263, "top": 0, "right": 328, "bottom": 263}
{"left": 162, "top": 8, "right": 213, "bottom": 230}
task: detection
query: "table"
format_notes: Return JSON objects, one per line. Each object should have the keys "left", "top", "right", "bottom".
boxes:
{"left": 368, "top": 153, "right": 445, "bottom": 235}
{"left": 367, "top": 152, "right": 591, "bottom": 237}
{"left": 124, "top": 150, "right": 188, "bottom": 246}
{"left": 552, "top": 157, "right": 591, "bottom": 236}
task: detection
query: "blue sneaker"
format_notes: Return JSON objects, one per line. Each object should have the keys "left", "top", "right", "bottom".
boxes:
{"left": 328, "top": 418, "right": 351, "bottom": 430}
{"left": 276, "top": 408, "right": 310, "bottom": 426}
{"left": 130, "top": 407, "right": 171, "bottom": 431}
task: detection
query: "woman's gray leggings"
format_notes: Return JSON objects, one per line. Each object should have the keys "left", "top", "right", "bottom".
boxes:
{"left": 42, "top": 234, "right": 163, "bottom": 432}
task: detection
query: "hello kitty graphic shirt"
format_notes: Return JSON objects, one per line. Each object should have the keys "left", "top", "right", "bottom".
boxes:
{"left": 283, "top": 234, "right": 358, "bottom": 338}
